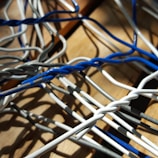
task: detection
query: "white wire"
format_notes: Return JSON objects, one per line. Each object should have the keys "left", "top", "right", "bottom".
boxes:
{"left": 0, "top": 46, "right": 43, "bottom": 54}
{"left": 0, "top": 92, "right": 19, "bottom": 111}
{"left": 0, "top": 0, "right": 48, "bottom": 60}
{"left": 28, "top": 0, "right": 67, "bottom": 64}
{"left": 60, "top": 76, "right": 158, "bottom": 156}
{"left": 137, "top": 70, "right": 158, "bottom": 89}
{"left": 25, "top": 113, "right": 105, "bottom": 158}
{"left": 114, "top": 0, "right": 158, "bottom": 58}
{"left": 33, "top": 0, "right": 45, "bottom": 49}
{"left": 42, "top": 85, "right": 132, "bottom": 157}
{"left": 1, "top": 106, "right": 114, "bottom": 157}
{"left": 0, "top": 0, "right": 15, "bottom": 46}
{"left": 68, "top": 57, "right": 158, "bottom": 100}
{"left": 142, "top": 0, "right": 158, "bottom": 14}
{"left": 17, "top": 0, "right": 31, "bottom": 60}
{"left": 58, "top": 0, "right": 121, "bottom": 53}
{"left": 38, "top": 0, "right": 67, "bottom": 64}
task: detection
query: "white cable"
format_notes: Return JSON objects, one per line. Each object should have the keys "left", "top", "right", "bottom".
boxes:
{"left": 25, "top": 113, "right": 104, "bottom": 158}
{"left": 37, "top": 0, "right": 67, "bottom": 64}
{"left": 68, "top": 57, "right": 158, "bottom": 100}
{"left": 58, "top": 0, "right": 121, "bottom": 52}
{"left": 60, "top": 76, "right": 158, "bottom": 156}
{"left": 137, "top": 70, "right": 158, "bottom": 89}
{"left": 0, "top": 46, "right": 43, "bottom": 54}
{"left": 43, "top": 85, "right": 133, "bottom": 157}
{"left": 142, "top": 0, "right": 158, "bottom": 14}
{"left": 28, "top": 0, "right": 67, "bottom": 64}
{"left": 17, "top": 0, "right": 31, "bottom": 60}
{"left": 114, "top": 0, "right": 158, "bottom": 58}
{"left": 33, "top": 0, "right": 45, "bottom": 48}
{"left": 1, "top": 105, "right": 112, "bottom": 156}
{"left": 0, "top": 0, "right": 15, "bottom": 46}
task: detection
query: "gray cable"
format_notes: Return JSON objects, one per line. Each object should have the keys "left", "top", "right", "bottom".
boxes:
{"left": 0, "top": 105, "right": 121, "bottom": 158}
{"left": 121, "top": 106, "right": 158, "bottom": 125}
{"left": 116, "top": 111, "right": 158, "bottom": 134}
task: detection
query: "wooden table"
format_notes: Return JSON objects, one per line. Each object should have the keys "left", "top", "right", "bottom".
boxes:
{"left": 0, "top": 0, "right": 158, "bottom": 157}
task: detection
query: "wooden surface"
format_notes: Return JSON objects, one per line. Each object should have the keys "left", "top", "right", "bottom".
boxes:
{"left": 0, "top": 0, "right": 158, "bottom": 158}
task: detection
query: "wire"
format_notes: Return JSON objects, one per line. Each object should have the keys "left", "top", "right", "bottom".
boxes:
{"left": 42, "top": 84, "right": 134, "bottom": 157}
{"left": 0, "top": 0, "right": 157, "bottom": 61}
{"left": 0, "top": 0, "right": 15, "bottom": 46}
{"left": 28, "top": 0, "right": 67, "bottom": 64}
{"left": 96, "top": 126, "right": 151, "bottom": 158}
{"left": 60, "top": 76, "right": 158, "bottom": 153}
{"left": 121, "top": 106, "right": 158, "bottom": 125}
{"left": 114, "top": 0, "right": 158, "bottom": 58}
{"left": 1, "top": 104, "right": 122, "bottom": 158}
{"left": 0, "top": 55, "right": 157, "bottom": 98}
{"left": 116, "top": 111, "right": 158, "bottom": 134}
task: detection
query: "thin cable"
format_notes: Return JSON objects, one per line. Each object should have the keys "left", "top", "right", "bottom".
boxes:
{"left": 0, "top": 57, "right": 157, "bottom": 98}
{"left": 29, "top": 0, "right": 67, "bottom": 64}
{"left": 0, "top": 0, "right": 15, "bottom": 46}
{"left": 0, "top": 0, "right": 157, "bottom": 62}
{"left": 114, "top": 0, "right": 158, "bottom": 58}
{"left": 121, "top": 106, "right": 158, "bottom": 125}
{"left": 42, "top": 84, "right": 134, "bottom": 157}
{"left": 1, "top": 105, "right": 121, "bottom": 158}
{"left": 96, "top": 126, "right": 151, "bottom": 158}
{"left": 116, "top": 111, "right": 158, "bottom": 134}
{"left": 60, "top": 76, "right": 158, "bottom": 153}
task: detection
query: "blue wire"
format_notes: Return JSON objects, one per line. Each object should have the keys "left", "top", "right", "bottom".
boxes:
{"left": 0, "top": 0, "right": 158, "bottom": 97}
{"left": 95, "top": 127, "right": 151, "bottom": 158}
{"left": 0, "top": 0, "right": 80, "bottom": 26}
{"left": 107, "top": 0, "right": 137, "bottom": 60}
{"left": 0, "top": 55, "right": 157, "bottom": 97}
{"left": 0, "top": 4, "right": 157, "bottom": 62}
{"left": 19, "top": 56, "right": 158, "bottom": 83}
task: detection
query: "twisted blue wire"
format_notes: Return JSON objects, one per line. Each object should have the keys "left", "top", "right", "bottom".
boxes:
{"left": 0, "top": 56, "right": 157, "bottom": 97}
{"left": 0, "top": 0, "right": 158, "bottom": 97}
{"left": 0, "top": 0, "right": 79, "bottom": 26}
{"left": 1, "top": 12, "right": 157, "bottom": 62}
{"left": 0, "top": 0, "right": 157, "bottom": 61}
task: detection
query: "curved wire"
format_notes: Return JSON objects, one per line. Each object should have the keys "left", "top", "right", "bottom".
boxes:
{"left": 0, "top": 104, "right": 122, "bottom": 158}
{"left": 96, "top": 127, "right": 151, "bottom": 158}
{"left": 0, "top": 6, "right": 157, "bottom": 63}
{"left": 114, "top": 0, "right": 158, "bottom": 58}
{"left": 0, "top": 0, "right": 15, "bottom": 46}
{"left": 59, "top": 76, "right": 158, "bottom": 153}
{"left": 0, "top": 55, "right": 157, "bottom": 97}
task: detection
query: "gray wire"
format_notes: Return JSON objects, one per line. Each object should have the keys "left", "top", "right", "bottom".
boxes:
{"left": 0, "top": 55, "right": 23, "bottom": 61}
{"left": 0, "top": 62, "right": 65, "bottom": 81}
{"left": 70, "top": 137, "right": 122, "bottom": 158}
{"left": 121, "top": 106, "right": 158, "bottom": 125}
{"left": 80, "top": 71, "right": 116, "bottom": 101}
{"left": 11, "top": 103, "right": 56, "bottom": 134}
{"left": 0, "top": 105, "right": 121, "bottom": 158}
{"left": 116, "top": 111, "right": 158, "bottom": 134}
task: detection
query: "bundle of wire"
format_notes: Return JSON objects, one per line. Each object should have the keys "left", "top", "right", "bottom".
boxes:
{"left": 0, "top": 0, "right": 158, "bottom": 157}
